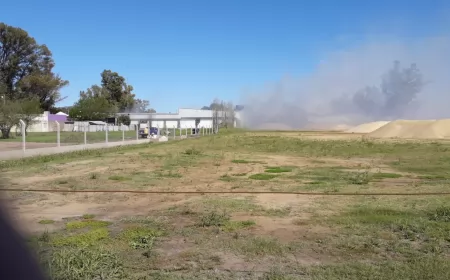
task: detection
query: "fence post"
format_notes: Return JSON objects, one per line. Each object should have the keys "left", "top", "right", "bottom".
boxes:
{"left": 56, "top": 121, "right": 60, "bottom": 147}
{"left": 136, "top": 124, "right": 139, "bottom": 140}
{"left": 122, "top": 124, "right": 125, "bottom": 142}
{"left": 19, "top": 119, "right": 26, "bottom": 153}
{"left": 173, "top": 126, "right": 175, "bottom": 140}
{"left": 185, "top": 126, "right": 188, "bottom": 137}
{"left": 105, "top": 125, "right": 108, "bottom": 143}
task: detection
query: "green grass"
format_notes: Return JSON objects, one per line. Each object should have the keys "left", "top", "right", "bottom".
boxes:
{"left": 66, "top": 220, "right": 111, "bottom": 230}
{"left": 264, "top": 166, "right": 293, "bottom": 173}
{"left": 9, "top": 130, "right": 450, "bottom": 278}
{"left": 222, "top": 220, "right": 256, "bottom": 231}
{"left": 52, "top": 228, "right": 110, "bottom": 247}
{"left": 249, "top": 173, "right": 278, "bottom": 180}
{"left": 228, "top": 236, "right": 287, "bottom": 257}
{"left": 108, "top": 175, "right": 132, "bottom": 181}
{"left": 82, "top": 214, "right": 95, "bottom": 219}
{"left": 44, "top": 247, "right": 126, "bottom": 280}
{"left": 38, "top": 219, "right": 55, "bottom": 224}
{"left": 372, "top": 172, "right": 403, "bottom": 179}
{"left": 231, "top": 159, "right": 265, "bottom": 164}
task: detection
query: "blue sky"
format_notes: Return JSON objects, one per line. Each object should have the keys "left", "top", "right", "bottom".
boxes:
{"left": 1, "top": 0, "right": 448, "bottom": 112}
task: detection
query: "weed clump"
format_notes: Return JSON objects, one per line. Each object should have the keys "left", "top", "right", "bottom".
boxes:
{"left": 428, "top": 206, "right": 450, "bottom": 222}
{"left": 46, "top": 247, "right": 126, "bottom": 280}
{"left": 119, "top": 227, "right": 163, "bottom": 250}
{"left": 199, "top": 210, "right": 230, "bottom": 227}
{"left": 184, "top": 147, "right": 202, "bottom": 155}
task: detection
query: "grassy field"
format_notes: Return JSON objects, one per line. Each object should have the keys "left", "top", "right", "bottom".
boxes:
{"left": 2, "top": 130, "right": 450, "bottom": 279}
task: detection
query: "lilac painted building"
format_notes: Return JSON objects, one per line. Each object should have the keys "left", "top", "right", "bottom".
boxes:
{"left": 48, "top": 113, "right": 68, "bottom": 122}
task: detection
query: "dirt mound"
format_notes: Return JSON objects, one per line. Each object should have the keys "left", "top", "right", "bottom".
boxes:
{"left": 366, "top": 119, "right": 450, "bottom": 139}
{"left": 346, "top": 121, "right": 390, "bottom": 133}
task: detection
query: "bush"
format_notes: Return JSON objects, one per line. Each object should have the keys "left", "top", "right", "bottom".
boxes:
{"left": 117, "top": 115, "right": 131, "bottom": 126}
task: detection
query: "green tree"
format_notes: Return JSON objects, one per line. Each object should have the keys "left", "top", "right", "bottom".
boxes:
{"left": 0, "top": 22, "right": 69, "bottom": 111}
{"left": 100, "top": 70, "right": 135, "bottom": 111}
{"left": 0, "top": 97, "right": 41, "bottom": 138}
{"left": 117, "top": 115, "right": 131, "bottom": 126}
{"left": 69, "top": 96, "right": 117, "bottom": 121}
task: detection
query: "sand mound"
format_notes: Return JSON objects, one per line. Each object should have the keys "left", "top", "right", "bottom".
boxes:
{"left": 367, "top": 119, "right": 450, "bottom": 139}
{"left": 346, "top": 121, "right": 390, "bottom": 133}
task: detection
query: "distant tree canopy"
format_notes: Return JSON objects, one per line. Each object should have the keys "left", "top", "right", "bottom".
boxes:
{"left": 352, "top": 60, "right": 425, "bottom": 119}
{"left": 71, "top": 70, "right": 155, "bottom": 121}
{"left": 0, "top": 22, "right": 69, "bottom": 138}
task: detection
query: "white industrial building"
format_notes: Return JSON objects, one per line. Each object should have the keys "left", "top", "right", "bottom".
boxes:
{"left": 118, "top": 108, "right": 240, "bottom": 129}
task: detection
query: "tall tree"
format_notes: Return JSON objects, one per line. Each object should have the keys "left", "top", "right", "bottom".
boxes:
{"left": 100, "top": 70, "right": 135, "bottom": 111}
{"left": 0, "top": 22, "right": 69, "bottom": 111}
{"left": 69, "top": 95, "right": 117, "bottom": 121}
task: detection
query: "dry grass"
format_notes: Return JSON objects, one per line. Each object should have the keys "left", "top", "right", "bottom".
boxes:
{"left": 3, "top": 129, "right": 450, "bottom": 279}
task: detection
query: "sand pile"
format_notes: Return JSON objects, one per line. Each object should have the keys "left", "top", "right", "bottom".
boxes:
{"left": 346, "top": 121, "right": 390, "bottom": 133}
{"left": 366, "top": 119, "right": 450, "bottom": 139}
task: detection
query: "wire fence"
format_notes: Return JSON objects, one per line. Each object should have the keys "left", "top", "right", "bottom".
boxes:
{"left": 0, "top": 120, "right": 217, "bottom": 160}
{"left": 2, "top": 188, "right": 450, "bottom": 196}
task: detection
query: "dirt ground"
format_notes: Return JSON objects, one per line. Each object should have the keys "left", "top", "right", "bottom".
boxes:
{"left": 1, "top": 130, "right": 450, "bottom": 279}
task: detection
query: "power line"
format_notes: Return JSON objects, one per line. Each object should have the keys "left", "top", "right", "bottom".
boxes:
{"left": 1, "top": 188, "right": 450, "bottom": 196}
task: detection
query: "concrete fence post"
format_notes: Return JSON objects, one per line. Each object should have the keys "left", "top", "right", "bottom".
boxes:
{"left": 136, "top": 124, "right": 139, "bottom": 140}
{"left": 185, "top": 126, "right": 188, "bottom": 137}
{"left": 56, "top": 121, "right": 60, "bottom": 147}
{"left": 84, "top": 130, "right": 87, "bottom": 145}
{"left": 122, "top": 124, "right": 125, "bottom": 142}
{"left": 173, "top": 126, "right": 175, "bottom": 140}
{"left": 105, "top": 125, "right": 109, "bottom": 143}
{"left": 19, "top": 119, "right": 26, "bottom": 153}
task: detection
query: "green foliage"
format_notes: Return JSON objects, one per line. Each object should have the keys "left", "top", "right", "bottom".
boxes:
{"left": 199, "top": 210, "right": 231, "bottom": 227}
{"left": 69, "top": 95, "right": 117, "bottom": 121}
{"left": 119, "top": 227, "right": 162, "bottom": 250}
{"left": 428, "top": 206, "right": 450, "bottom": 222}
{"left": 0, "top": 97, "right": 42, "bottom": 138}
{"left": 117, "top": 114, "right": 131, "bottom": 125}
{"left": 52, "top": 228, "right": 110, "bottom": 247}
{"left": 65, "top": 220, "right": 111, "bottom": 230}
{"left": 45, "top": 247, "right": 126, "bottom": 280}
{"left": 0, "top": 22, "right": 68, "bottom": 112}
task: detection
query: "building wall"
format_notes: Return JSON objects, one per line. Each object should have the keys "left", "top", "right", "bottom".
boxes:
{"left": 165, "top": 120, "right": 178, "bottom": 128}
{"left": 180, "top": 119, "right": 196, "bottom": 128}
{"left": 198, "top": 119, "right": 213, "bottom": 128}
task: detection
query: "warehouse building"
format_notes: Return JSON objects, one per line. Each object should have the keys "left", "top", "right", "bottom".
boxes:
{"left": 117, "top": 108, "right": 237, "bottom": 129}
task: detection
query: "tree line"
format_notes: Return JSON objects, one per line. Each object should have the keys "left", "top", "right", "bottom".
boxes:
{"left": 0, "top": 23, "right": 154, "bottom": 138}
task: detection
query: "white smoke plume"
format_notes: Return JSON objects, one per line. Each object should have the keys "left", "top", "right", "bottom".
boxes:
{"left": 239, "top": 35, "right": 450, "bottom": 130}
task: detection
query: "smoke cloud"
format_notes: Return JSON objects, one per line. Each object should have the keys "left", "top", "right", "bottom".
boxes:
{"left": 240, "top": 35, "right": 450, "bottom": 130}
